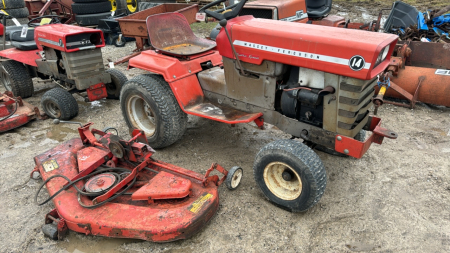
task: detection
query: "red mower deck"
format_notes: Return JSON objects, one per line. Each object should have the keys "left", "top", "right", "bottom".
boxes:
{"left": 0, "top": 91, "right": 45, "bottom": 133}
{"left": 33, "top": 123, "right": 241, "bottom": 242}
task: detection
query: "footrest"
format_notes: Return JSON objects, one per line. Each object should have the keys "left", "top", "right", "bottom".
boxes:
{"left": 131, "top": 171, "right": 191, "bottom": 201}
{"left": 184, "top": 101, "right": 263, "bottom": 124}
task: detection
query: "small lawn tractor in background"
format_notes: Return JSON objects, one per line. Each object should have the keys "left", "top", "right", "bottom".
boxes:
{"left": 0, "top": 15, "right": 127, "bottom": 120}
{"left": 32, "top": 120, "right": 242, "bottom": 241}
{"left": 120, "top": 0, "right": 398, "bottom": 212}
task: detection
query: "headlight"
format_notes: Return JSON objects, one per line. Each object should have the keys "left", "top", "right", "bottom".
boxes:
{"left": 374, "top": 45, "right": 390, "bottom": 67}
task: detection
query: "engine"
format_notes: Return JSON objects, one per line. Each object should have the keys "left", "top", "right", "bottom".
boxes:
{"left": 280, "top": 67, "right": 326, "bottom": 127}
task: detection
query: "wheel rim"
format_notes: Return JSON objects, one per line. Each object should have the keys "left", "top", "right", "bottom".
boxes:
{"left": 109, "top": 0, "right": 117, "bottom": 11}
{"left": 43, "top": 100, "right": 61, "bottom": 118}
{"left": 0, "top": 67, "right": 13, "bottom": 91}
{"left": 115, "top": 36, "right": 125, "bottom": 46}
{"left": 127, "top": 0, "right": 137, "bottom": 12}
{"left": 263, "top": 162, "right": 302, "bottom": 200}
{"left": 126, "top": 95, "right": 156, "bottom": 137}
{"left": 231, "top": 169, "right": 243, "bottom": 188}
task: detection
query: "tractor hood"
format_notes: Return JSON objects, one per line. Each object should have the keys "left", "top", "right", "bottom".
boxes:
{"left": 216, "top": 16, "right": 398, "bottom": 80}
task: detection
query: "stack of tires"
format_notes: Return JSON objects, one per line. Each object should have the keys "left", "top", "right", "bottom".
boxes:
{"left": 1, "top": 0, "right": 29, "bottom": 26}
{"left": 109, "top": 0, "right": 128, "bottom": 15}
{"left": 73, "top": 0, "right": 112, "bottom": 26}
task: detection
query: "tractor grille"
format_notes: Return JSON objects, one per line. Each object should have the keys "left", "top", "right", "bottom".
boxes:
{"left": 336, "top": 77, "right": 376, "bottom": 137}
{"left": 240, "top": 8, "right": 273, "bottom": 19}
{"left": 61, "top": 48, "right": 105, "bottom": 79}
{"left": 60, "top": 48, "right": 110, "bottom": 90}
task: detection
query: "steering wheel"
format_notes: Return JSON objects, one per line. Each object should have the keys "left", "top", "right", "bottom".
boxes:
{"left": 28, "top": 15, "right": 61, "bottom": 27}
{"left": 199, "top": 0, "right": 248, "bottom": 21}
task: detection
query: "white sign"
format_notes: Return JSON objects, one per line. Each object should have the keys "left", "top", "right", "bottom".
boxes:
{"left": 20, "top": 25, "right": 28, "bottom": 38}
{"left": 435, "top": 69, "right": 450, "bottom": 76}
{"left": 196, "top": 13, "right": 206, "bottom": 22}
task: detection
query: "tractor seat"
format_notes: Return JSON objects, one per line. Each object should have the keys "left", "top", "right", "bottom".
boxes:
{"left": 146, "top": 12, "right": 216, "bottom": 56}
{"left": 306, "top": 0, "right": 332, "bottom": 19}
{"left": 9, "top": 28, "right": 38, "bottom": 51}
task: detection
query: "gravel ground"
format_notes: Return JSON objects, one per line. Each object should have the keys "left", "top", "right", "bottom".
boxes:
{"left": 0, "top": 3, "right": 449, "bottom": 253}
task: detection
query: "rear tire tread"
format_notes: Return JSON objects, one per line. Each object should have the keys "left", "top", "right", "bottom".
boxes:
{"left": 1, "top": 60, "right": 34, "bottom": 98}
{"left": 120, "top": 74, "right": 187, "bottom": 148}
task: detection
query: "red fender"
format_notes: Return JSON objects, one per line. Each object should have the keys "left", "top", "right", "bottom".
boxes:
{"left": 128, "top": 50, "right": 223, "bottom": 108}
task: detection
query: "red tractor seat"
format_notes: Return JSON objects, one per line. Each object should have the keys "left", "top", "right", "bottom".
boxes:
{"left": 146, "top": 12, "right": 216, "bottom": 56}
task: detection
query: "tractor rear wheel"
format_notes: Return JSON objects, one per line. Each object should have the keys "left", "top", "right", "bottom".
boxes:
{"left": 253, "top": 139, "right": 326, "bottom": 212}
{"left": 105, "top": 68, "right": 127, "bottom": 99}
{"left": 41, "top": 88, "right": 78, "bottom": 120}
{"left": 0, "top": 60, "right": 34, "bottom": 98}
{"left": 120, "top": 74, "right": 187, "bottom": 148}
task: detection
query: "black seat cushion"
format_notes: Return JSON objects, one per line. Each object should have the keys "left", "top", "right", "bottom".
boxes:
{"left": 3, "top": 26, "right": 23, "bottom": 41}
{"left": 11, "top": 40, "right": 38, "bottom": 51}
{"left": 10, "top": 28, "right": 35, "bottom": 42}
{"left": 306, "top": 0, "right": 332, "bottom": 18}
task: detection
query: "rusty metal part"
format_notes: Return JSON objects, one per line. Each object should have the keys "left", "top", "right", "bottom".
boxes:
{"left": 146, "top": 13, "right": 216, "bottom": 56}
{"left": 379, "top": 66, "right": 450, "bottom": 107}
{"left": 0, "top": 91, "right": 46, "bottom": 132}
{"left": 113, "top": 51, "right": 142, "bottom": 65}
{"left": 44, "top": 209, "right": 68, "bottom": 240}
{"left": 396, "top": 41, "right": 450, "bottom": 69}
{"left": 34, "top": 122, "right": 234, "bottom": 242}
{"left": 434, "top": 5, "right": 450, "bottom": 18}
{"left": 25, "top": 0, "right": 75, "bottom": 24}
{"left": 85, "top": 173, "right": 117, "bottom": 193}
{"left": 118, "top": 3, "right": 199, "bottom": 51}
{"left": 335, "top": 116, "right": 397, "bottom": 159}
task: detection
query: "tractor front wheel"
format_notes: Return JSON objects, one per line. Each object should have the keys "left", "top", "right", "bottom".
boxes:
{"left": 253, "top": 139, "right": 326, "bottom": 212}
{"left": 41, "top": 88, "right": 78, "bottom": 120}
{"left": 120, "top": 74, "right": 187, "bottom": 148}
{"left": 105, "top": 68, "right": 127, "bottom": 99}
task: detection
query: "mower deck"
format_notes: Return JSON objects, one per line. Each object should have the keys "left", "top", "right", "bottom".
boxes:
{"left": 34, "top": 138, "right": 220, "bottom": 242}
{"left": 0, "top": 91, "right": 45, "bottom": 132}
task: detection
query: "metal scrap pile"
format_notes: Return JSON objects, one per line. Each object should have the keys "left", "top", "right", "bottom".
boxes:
{"left": 392, "top": 5, "right": 450, "bottom": 43}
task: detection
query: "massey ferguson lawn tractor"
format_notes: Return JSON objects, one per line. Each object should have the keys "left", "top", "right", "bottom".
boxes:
{"left": 120, "top": 0, "right": 398, "bottom": 212}
{"left": 0, "top": 15, "right": 127, "bottom": 120}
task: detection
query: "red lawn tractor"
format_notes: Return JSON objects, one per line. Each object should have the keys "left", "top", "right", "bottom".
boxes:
{"left": 120, "top": 0, "right": 398, "bottom": 212}
{"left": 0, "top": 15, "right": 127, "bottom": 120}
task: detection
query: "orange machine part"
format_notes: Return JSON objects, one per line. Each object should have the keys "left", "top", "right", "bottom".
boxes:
{"left": 384, "top": 66, "right": 450, "bottom": 107}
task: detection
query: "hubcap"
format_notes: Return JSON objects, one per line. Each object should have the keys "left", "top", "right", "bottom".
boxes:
{"left": 109, "top": 0, "right": 117, "bottom": 11}
{"left": 126, "top": 95, "right": 156, "bottom": 137}
{"left": 231, "top": 169, "right": 243, "bottom": 188}
{"left": 127, "top": 0, "right": 137, "bottom": 12}
{"left": 43, "top": 101, "right": 61, "bottom": 118}
{"left": 263, "top": 162, "right": 302, "bottom": 200}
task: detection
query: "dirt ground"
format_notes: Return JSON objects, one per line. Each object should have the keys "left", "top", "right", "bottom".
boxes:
{"left": 1, "top": 2, "right": 450, "bottom": 253}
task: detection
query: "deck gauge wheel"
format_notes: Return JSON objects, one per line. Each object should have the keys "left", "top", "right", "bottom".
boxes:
{"left": 225, "top": 166, "right": 243, "bottom": 190}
